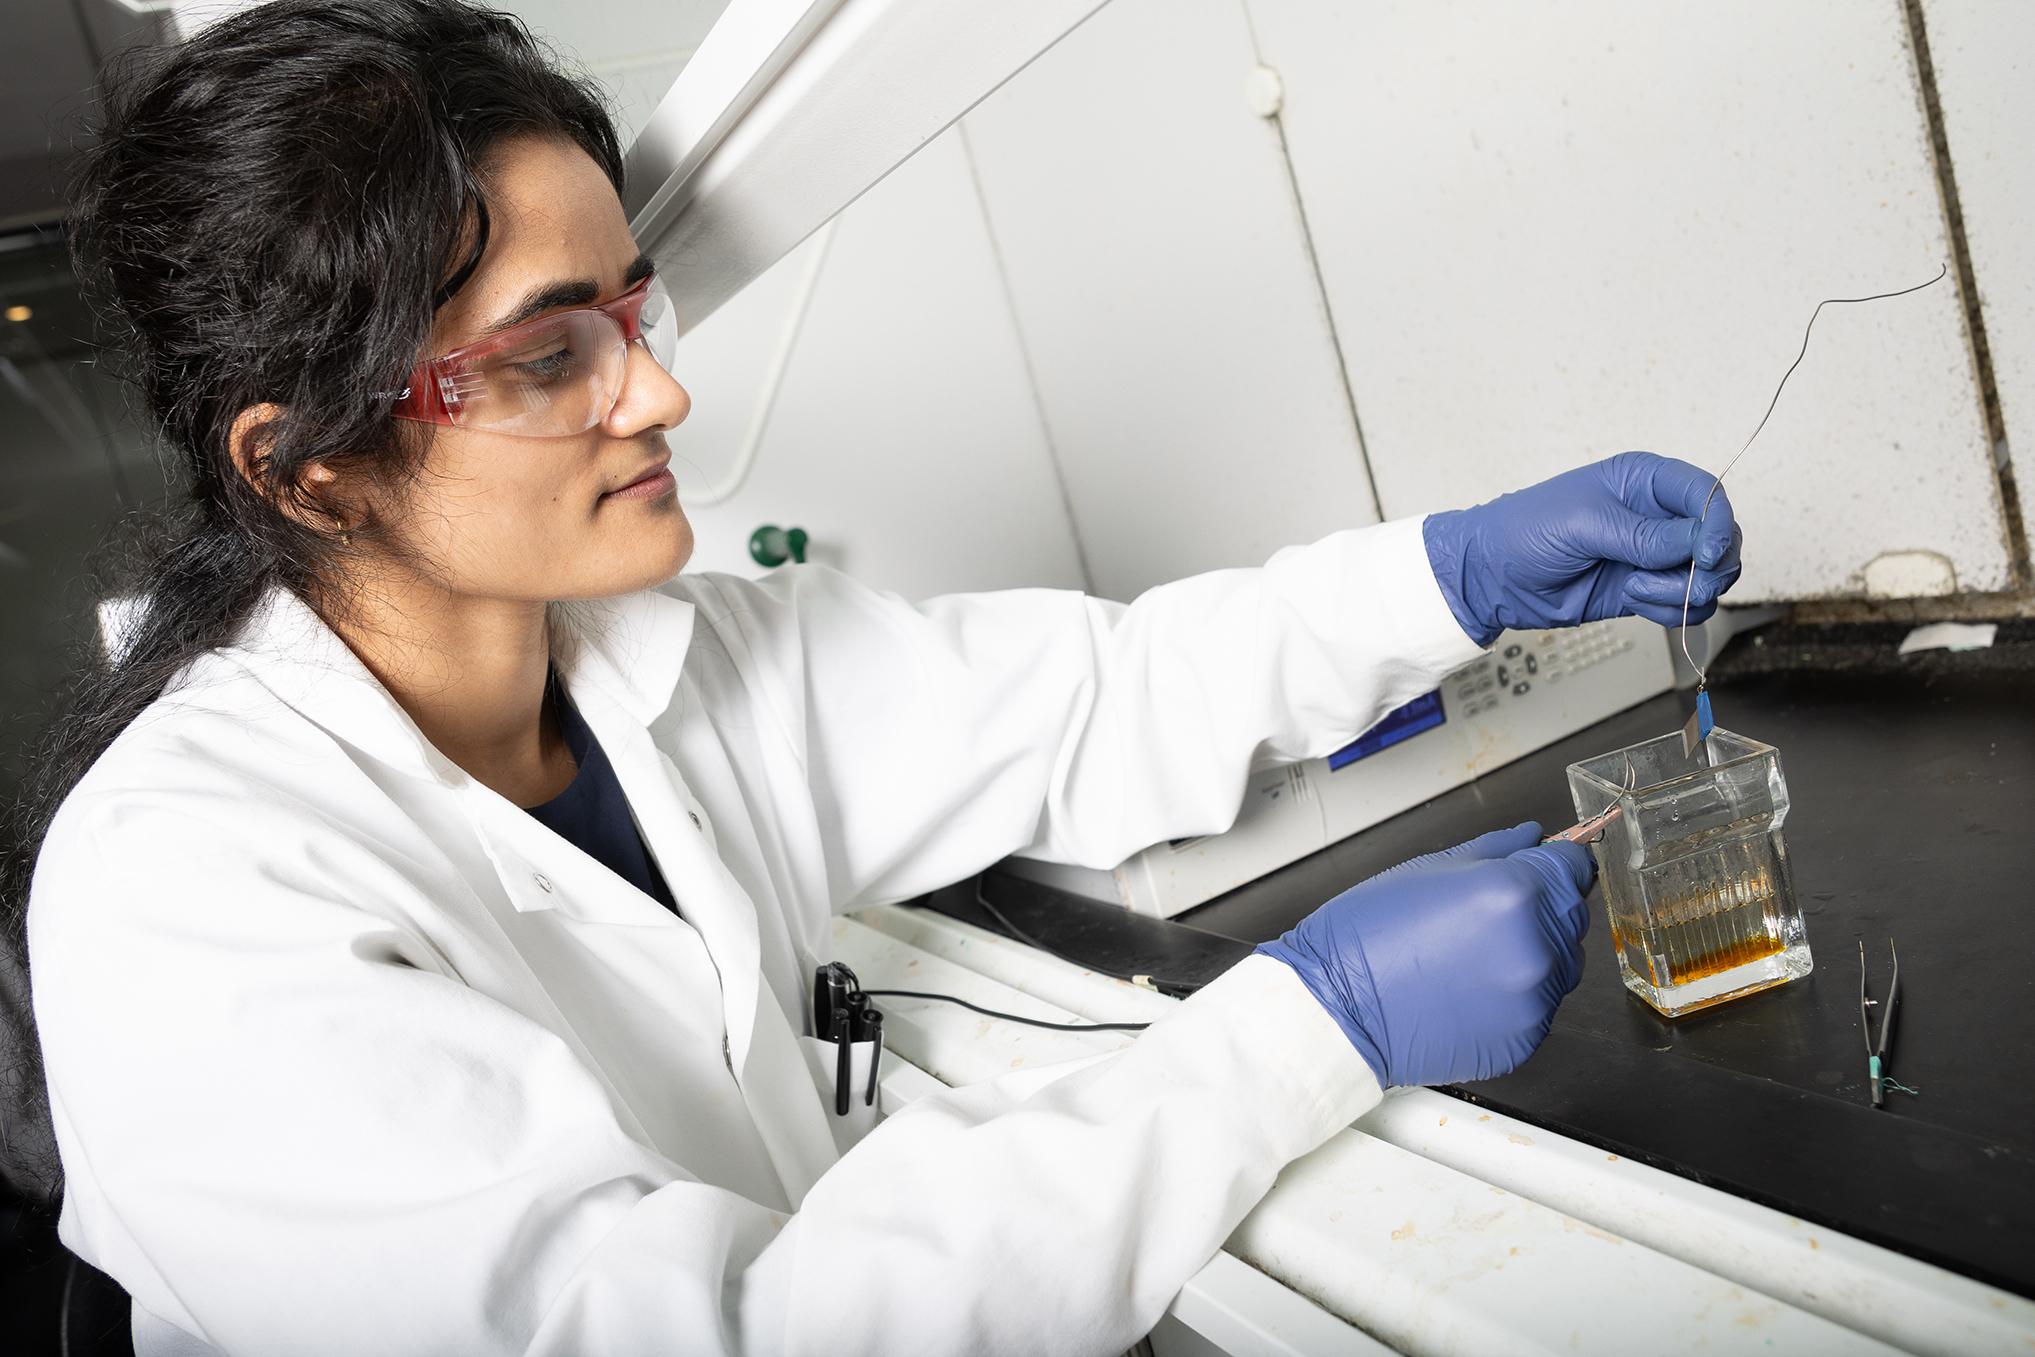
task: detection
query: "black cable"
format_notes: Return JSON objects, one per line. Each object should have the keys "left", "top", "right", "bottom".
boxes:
{"left": 861, "top": 989, "right": 1150, "bottom": 1033}
{"left": 970, "top": 884, "right": 1204, "bottom": 999}
{"left": 839, "top": 878, "right": 1213, "bottom": 1035}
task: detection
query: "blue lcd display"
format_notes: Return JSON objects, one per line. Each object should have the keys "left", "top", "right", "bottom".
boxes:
{"left": 1327, "top": 690, "right": 1446, "bottom": 771}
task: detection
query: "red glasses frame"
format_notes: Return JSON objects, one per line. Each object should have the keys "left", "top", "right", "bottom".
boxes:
{"left": 391, "top": 273, "right": 671, "bottom": 429}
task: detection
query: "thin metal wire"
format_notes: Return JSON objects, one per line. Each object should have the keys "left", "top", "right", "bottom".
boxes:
{"left": 1679, "top": 264, "right": 1951, "bottom": 685}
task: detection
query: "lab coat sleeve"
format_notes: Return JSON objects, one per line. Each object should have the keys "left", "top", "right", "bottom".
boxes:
{"left": 31, "top": 787, "right": 1380, "bottom": 1357}
{"left": 681, "top": 515, "right": 1485, "bottom": 910}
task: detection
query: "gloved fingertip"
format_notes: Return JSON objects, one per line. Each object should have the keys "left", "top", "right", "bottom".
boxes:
{"left": 1626, "top": 600, "right": 1693, "bottom": 629}
{"left": 1620, "top": 567, "right": 1698, "bottom": 609}
{"left": 1652, "top": 598, "right": 1717, "bottom": 630}
{"left": 1426, "top": 822, "right": 1540, "bottom": 864}
{"left": 1465, "top": 822, "right": 1543, "bottom": 858}
{"left": 1518, "top": 838, "right": 1596, "bottom": 894}
{"left": 1690, "top": 569, "right": 1735, "bottom": 608}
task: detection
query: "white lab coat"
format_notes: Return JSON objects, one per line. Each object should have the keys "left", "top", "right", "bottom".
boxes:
{"left": 29, "top": 517, "right": 1484, "bottom": 1356}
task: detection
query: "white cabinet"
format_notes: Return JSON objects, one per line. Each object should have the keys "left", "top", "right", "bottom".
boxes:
{"left": 1244, "top": 0, "right": 2009, "bottom": 600}
{"left": 959, "top": 0, "right": 1382, "bottom": 602}
{"left": 624, "top": 0, "right": 2023, "bottom": 606}
{"left": 671, "top": 131, "right": 1089, "bottom": 598}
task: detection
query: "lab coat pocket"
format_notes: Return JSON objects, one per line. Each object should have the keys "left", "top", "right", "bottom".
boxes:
{"left": 798, "top": 1034, "right": 884, "bottom": 1154}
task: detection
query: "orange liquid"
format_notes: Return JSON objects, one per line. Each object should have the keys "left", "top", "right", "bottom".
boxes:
{"left": 1659, "top": 932, "right": 1785, "bottom": 984}
{"left": 1612, "top": 865, "right": 1784, "bottom": 988}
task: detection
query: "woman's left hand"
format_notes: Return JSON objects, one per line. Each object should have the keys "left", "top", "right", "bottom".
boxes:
{"left": 1420, "top": 450, "right": 1744, "bottom": 647}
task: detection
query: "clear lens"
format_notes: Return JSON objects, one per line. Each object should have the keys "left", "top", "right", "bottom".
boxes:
{"left": 441, "top": 310, "right": 627, "bottom": 435}
{"left": 640, "top": 277, "right": 679, "bottom": 371}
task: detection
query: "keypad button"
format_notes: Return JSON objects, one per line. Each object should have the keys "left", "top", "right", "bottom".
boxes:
{"left": 1513, "top": 681, "right": 1531, "bottom": 696}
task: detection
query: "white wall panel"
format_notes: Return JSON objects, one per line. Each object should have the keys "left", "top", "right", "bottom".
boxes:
{"left": 661, "top": 228, "right": 829, "bottom": 505}
{"left": 602, "top": 57, "right": 698, "bottom": 143}
{"left": 1922, "top": 0, "right": 2035, "bottom": 563}
{"left": 506, "top": 0, "right": 727, "bottom": 69}
{"left": 675, "top": 130, "right": 1089, "bottom": 599}
{"left": 1247, "top": 0, "right": 2009, "bottom": 601}
{"left": 497, "top": 1, "right": 728, "bottom": 139}
{"left": 961, "top": 0, "right": 1382, "bottom": 604}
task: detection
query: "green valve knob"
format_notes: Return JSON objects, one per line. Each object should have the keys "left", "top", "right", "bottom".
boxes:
{"left": 748, "top": 525, "right": 809, "bottom": 567}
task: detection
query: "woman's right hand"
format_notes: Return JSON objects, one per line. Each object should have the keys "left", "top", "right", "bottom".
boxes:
{"left": 1256, "top": 823, "right": 1596, "bottom": 1088}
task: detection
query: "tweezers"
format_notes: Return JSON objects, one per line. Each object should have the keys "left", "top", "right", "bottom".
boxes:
{"left": 1545, "top": 753, "right": 1637, "bottom": 845}
{"left": 1859, "top": 939, "right": 1902, "bottom": 1108}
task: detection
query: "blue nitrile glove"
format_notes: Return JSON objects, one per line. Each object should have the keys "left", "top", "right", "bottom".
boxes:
{"left": 1257, "top": 823, "right": 1596, "bottom": 1088}
{"left": 1421, "top": 451, "right": 1744, "bottom": 647}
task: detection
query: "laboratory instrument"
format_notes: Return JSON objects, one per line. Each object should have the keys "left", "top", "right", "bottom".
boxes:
{"left": 1012, "top": 616, "right": 1674, "bottom": 917}
{"left": 1858, "top": 938, "right": 1907, "bottom": 1109}
{"left": 1544, "top": 803, "right": 1622, "bottom": 845}
{"left": 1567, "top": 725, "right": 1812, "bottom": 1017}
{"left": 1546, "top": 753, "right": 1636, "bottom": 843}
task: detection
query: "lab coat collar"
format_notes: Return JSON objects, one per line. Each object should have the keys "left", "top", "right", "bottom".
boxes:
{"left": 552, "top": 585, "right": 697, "bottom": 728}
{"left": 218, "top": 585, "right": 697, "bottom": 785}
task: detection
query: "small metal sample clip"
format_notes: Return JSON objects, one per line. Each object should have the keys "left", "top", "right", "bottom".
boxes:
{"left": 1547, "top": 752, "right": 1637, "bottom": 846}
{"left": 1545, "top": 803, "right": 1623, "bottom": 845}
{"left": 1858, "top": 939, "right": 1907, "bottom": 1108}
{"left": 1680, "top": 688, "right": 1716, "bottom": 760}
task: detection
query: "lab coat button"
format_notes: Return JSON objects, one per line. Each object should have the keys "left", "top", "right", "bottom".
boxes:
{"left": 534, "top": 872, "right": 553, "bottom": 894}
{"left": 689, "top": 811, "right": 702, "bottom": 830}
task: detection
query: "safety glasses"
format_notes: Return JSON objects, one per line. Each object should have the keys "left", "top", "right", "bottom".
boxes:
{"left": 391, "top": 274, "right": 679, "bottom": 436}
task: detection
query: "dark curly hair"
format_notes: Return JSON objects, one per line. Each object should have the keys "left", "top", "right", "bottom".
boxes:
{"left": 0, "top": 0, "right": 625, "bottom": 1206}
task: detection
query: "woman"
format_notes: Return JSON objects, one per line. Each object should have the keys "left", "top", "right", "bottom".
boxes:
{"left": 16, "top": 2, "right": 1741, "bottom": 1353}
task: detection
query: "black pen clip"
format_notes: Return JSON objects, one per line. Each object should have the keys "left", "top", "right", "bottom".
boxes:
{"left": 853, "top": 1006, "right": 884, "bottom": 1107}
{"left": 814, "top": 961, "right": 860, "bottom": 1037}
{"left": 831, "top": 1001, "right": 856, "bottom": 1116}
{"left": 814, "top": 962, "right": 885, "bottom": 1116}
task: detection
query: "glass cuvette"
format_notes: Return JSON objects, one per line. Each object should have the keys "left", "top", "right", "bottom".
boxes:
{"left": 1567, "top": 726, "right": 1812, "bottom": 1018}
